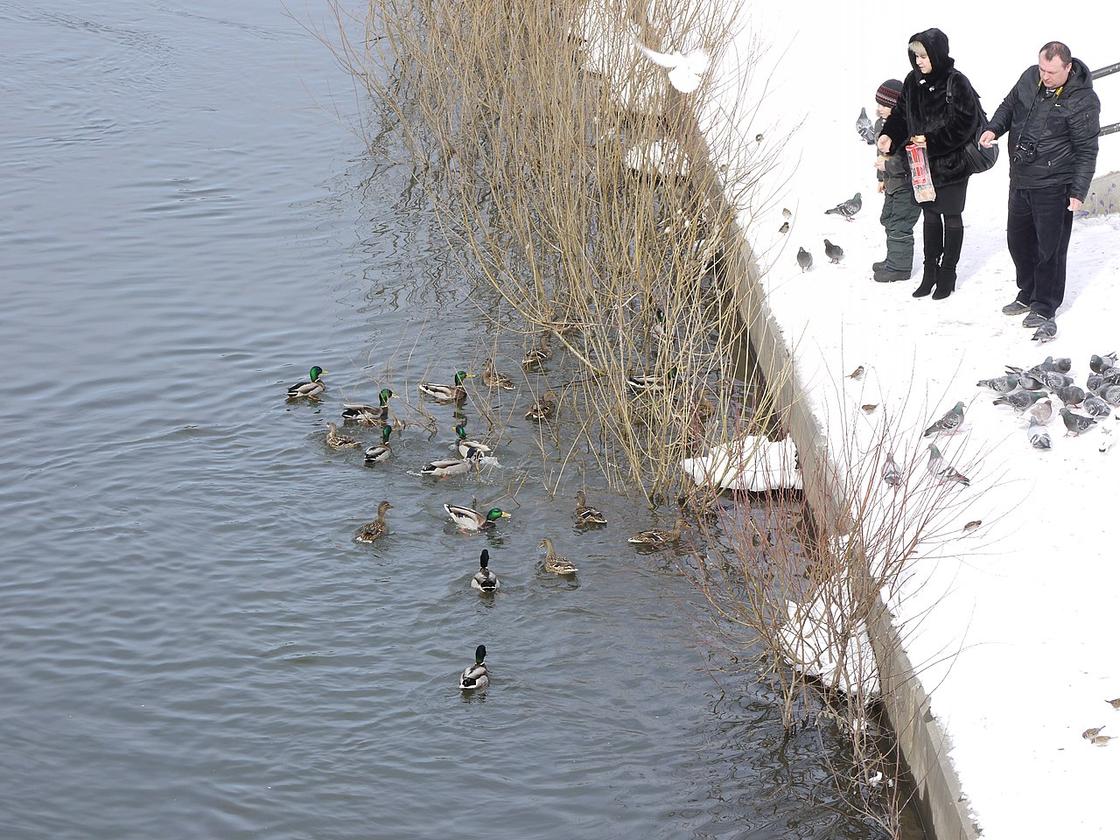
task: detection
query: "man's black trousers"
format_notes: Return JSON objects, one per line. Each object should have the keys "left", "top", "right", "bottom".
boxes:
{"left": 1007, "top": 184, "right": 1074, "bottom": 319}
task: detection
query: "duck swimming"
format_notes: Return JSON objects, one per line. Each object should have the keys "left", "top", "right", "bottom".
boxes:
{"left": 287, "top": 365, "right": 326, "bottom": 399}
{"left": 342, "top": 387, "right": 394, "bottom": 423}
{"left": 363, "top": 425, "right": 394, "bottom": 463}
{"left": 418, "top": 371, "right": 470, "bottom": 402}
{"left": 458, "top": 644, "right": 489, "bottom": 690}
{"left": 355, "top": 500, "right": 392, "bottom": 544}
{"left": 326, "top": 422, "right": 361, "bottom": 449}
{"left": 444, "top": 503, "right": 510, "bottom": 530}
{"left": 539, "top": 537, "right": 578, "bottom": 575}
{"left": 471, "top": 549, "right": 500, "bottom": 592}
{"left": 574, "top": 490, "right": 607, "bottom": 526}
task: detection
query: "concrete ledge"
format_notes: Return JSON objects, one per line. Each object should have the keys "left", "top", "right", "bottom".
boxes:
{"left": 722, "top": 223, "right": 980, "bottom": 840}
{"left": 691, "top": 177, "right": 979, "bottom": 837}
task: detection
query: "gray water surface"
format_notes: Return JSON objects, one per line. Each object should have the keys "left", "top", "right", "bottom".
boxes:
{"left": 1, "top": 2, "right": 891, "bottom": 837}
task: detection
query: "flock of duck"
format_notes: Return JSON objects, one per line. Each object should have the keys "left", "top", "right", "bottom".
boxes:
{"left": 285, "top": 357, "right": 689, "bottom": 691}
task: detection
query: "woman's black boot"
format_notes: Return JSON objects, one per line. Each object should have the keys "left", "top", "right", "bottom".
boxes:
{"left": 932, "top": 221, "right": 964, "bottom": 300}
{"left": 912, "top": 263, "right": 938, "bottom": 297}
{"left": 913, "top": 217, "right": 943, "bottom": 298}
{"left": 931, "top": 267, "right": 956, "bottom": 299}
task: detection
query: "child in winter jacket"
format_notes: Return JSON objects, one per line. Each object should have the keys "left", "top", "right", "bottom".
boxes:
{"left": 872, "top": 79, "right": 922, "bottom": 282}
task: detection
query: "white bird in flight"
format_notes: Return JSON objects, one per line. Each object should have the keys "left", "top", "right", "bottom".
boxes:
{"left": 636, "top": 42, "right": 711, "bottom": 93}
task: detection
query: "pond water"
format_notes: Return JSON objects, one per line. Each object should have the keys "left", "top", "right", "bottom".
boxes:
{"left": 1, "top": 1, "right": 905, "bottom": 837}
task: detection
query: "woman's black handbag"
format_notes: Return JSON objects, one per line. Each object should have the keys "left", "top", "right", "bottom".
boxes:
{"left": 964, "top": 125, "right": 999, "bottom": 173}
{"left": 947, "top": 72, "right": 999, "bottom": 174}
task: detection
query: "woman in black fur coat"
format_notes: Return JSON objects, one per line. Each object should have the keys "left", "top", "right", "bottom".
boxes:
{"left": 879, "top": 28, "right": 980, "bottom": 300}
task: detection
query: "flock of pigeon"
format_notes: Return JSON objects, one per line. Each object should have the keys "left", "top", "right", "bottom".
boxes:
{"left": 879, "top": 352, "right": 1119, "bottom": 490}
{"left": 977, "top": 351, "right": 1120, "bottom": 450}
{"left": 790, "top": 193, "right": 862, "bottom": 273}
{"left": 285, "top": 360, "right": 690, "bottom": 692}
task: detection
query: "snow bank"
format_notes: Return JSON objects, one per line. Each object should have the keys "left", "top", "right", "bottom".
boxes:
{"left": 706, "top": 4, "right": 1120, "bottom": 838}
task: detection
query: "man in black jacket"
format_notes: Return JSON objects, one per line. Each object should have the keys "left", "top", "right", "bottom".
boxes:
{"left": 980, "top": 42, "right": 1100, "bottom": 327}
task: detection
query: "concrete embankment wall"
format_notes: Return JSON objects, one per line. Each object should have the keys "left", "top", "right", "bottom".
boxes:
{"left": 673, "top": 90, "right": 983, "bottom": 838}
{"left": 722, "top": 227, "right": 981, "bottom": 840}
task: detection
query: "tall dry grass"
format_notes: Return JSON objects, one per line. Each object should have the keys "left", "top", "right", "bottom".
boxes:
{"left": 327, "top": 0, "right": 776, "bottom": 503}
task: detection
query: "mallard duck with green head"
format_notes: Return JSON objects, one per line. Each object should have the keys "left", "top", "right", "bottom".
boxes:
{"left": 326, "top": 422, "right": 361, "bottom": 449}
{"left": 342, "top": 387, "right": 394, "bottom": 424}
{"left": 363, "top": 425, "right": 394, "bottom": 463}
{"left": 574, "top": 490, "right": 607, "bottom": 526}
{"left": 525, "top": 390, "right": 557, "bottom": 421}
{"left": 418, "top": 371, "right": 470, "bottom": 402}
{"left": 455, "top": 422, "right": 492, "bottom": 459}
{"left": 444, "top": 503, "right": 510, "bottom": 531}
{"left": 627, "top": 517, "right": 687, "bottom": 547}
{"left": 458, "top": 644, "right": 489, "bottom": 690}
{"left": 355, "top": 500, "right": 392, "bottom": 543}
{"left": 482, "top": 358, "right": 514, "bottom": 391}
{"left": 471, "top": 549, "right": 500, "bottom": 592}
{"left": 539, "top": 537, "right": 578, "bottom": 575}
{"left": 287, "top": 365, "right": 327, "bottom": 399}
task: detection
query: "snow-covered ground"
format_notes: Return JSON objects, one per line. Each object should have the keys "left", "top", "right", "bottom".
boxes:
{"left": 707, "top": 4, "right": 1120, "bottom": 838}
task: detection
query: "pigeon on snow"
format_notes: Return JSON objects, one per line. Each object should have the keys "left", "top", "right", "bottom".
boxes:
{"left": 1040, "top": 370, "right": 1074, "bottom": 391}
{"left": 993, "top": 390, "right": 1047, "bottom": 412}
{"left": 881, "top": 452, "right": 902, "bottom": 488}
{"left": 856, "top": 107, "right": 876, "bottom": 144}
{"left": 977, "top": 374, "right": 1019, "bottom": 394}
{"left": 1029, "top": 398, "right": 1053, "bottom": 425}
{"left": 1026, "top": 356, "right": 1071, "bottom": 374}
{"left": 1089, "top": 352, "right": 1117, "bottom": 374}
{"left": 927, "top": 444, "right": 970, "bottom": 486}
{"left": 636, "top": 42, "right": 711, "bottom": 93}
{"left": 1060, "top": 407, "right": 1097, "bottom": 436}
{"left": 823, "top": 239, "right": 844, "bottom": 263}
{"left": 1056, "top": 385, "right": 1086, "bottom": 407}
{"left": 1086, "top": 373, "right": 1104, "bottom": 392}
{"left": 1083, "top": 395, "right": 1111, "bottom": 418}
{"left": 1006, "top": 369, "right": 1045, "bottom": 390}
{"left": 825, "top": 192, "right": 862, "bottom": 219}
{"left": 1027, "top": 421, "right": 1051, "bottom": 450}
{"left": 796, "top": 247, "right": 813, "bottom": 272}
{"left": 924, "top": 401, "right": 965, "bottom": 436}
{"left": 1031, "top": 318, "right": 1057, "bottom": 343}
{"left": 1099, "top": 385, "right": 1120, "bottom": 406}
